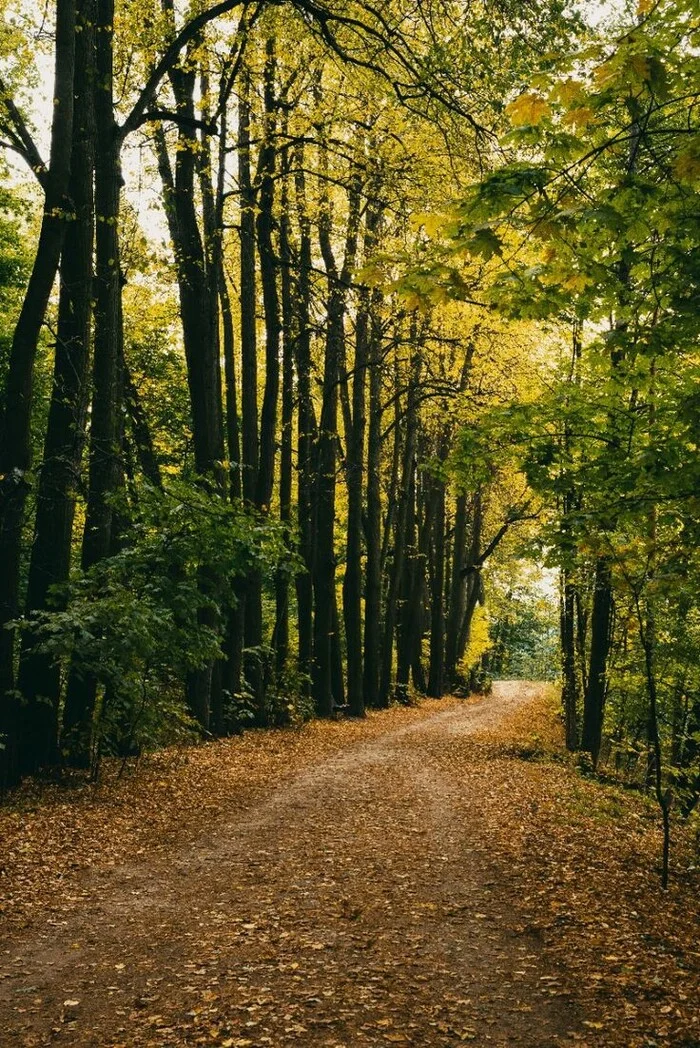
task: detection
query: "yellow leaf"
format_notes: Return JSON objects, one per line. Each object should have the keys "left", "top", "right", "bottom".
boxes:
{"left": 563, "top": 273, "right": 591, "bottom": 293}
{"left": 593, "top": 60, "right": 617, "bottom": 88}
{"left": 563, "top": 107, "right": 594, "bottom": 129}
{"left": 673, "top": 139, "right": 700, "bottom": 184}
{"left": 410, "top": 212, "right": 444, "bottom": 236}
{"left": 629, "top": 54, "right": 651, "bottom": 82}
{"left": 551, "top": 78, "right": 585, "bottom": 106}
{"left": 505, "top": 92, "right": 551, "bottom": 127}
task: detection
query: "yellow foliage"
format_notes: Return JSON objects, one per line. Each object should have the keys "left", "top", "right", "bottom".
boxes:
{"left": 410, "top": 212, "right": 445, "bottom": 237}
{"left": 460, "top": 606, "right": 493, "bottom": 674}
{"left": 592, "top": 60, "right": 617, "bottom": 88}
{"left": 562, "top": 106, "right": 594, "bottom": 129}
{"left": 550, "top": 78, "right": 585, "bottom": 106}
{"left": 673, "top": 139, "right": 700, "bottom": 184}
{"left": 562, "top": 272, "right": 591, "bottom": 293}
{"left": 505, "top": 92, "right": 551, "bottom": 128}
{"left": 629, "top": 54, "right": 651, "bottom": 82}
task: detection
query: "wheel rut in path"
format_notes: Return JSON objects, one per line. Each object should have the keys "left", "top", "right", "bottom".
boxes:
{"left": 0, "top": 683, "right": 582, "bottom": 1047}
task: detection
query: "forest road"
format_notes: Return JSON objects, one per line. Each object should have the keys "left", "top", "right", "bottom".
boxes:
{"left": 0, "top": 683, "right": 583, "bottom": 1047}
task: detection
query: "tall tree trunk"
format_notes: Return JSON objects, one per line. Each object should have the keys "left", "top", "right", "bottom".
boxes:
{"left": 255, "top": 39, "right": 279, "bottom": 512}
{"left": 238, "top": 72, "right": 258, "bottom": 503}
{"left": 293, "top": 154, "right": 314, "bottom": 701}
{"left": 0, "top": 0, "right": 77, "bottom": 787}
{"left": 312, "top": 169, "right": 361, "bottom": 716}
{"left": 216, "top": 92, "right": 243, "bottom": 720}
{"left": 275, "top": 160, "right": 294, "bottom": 676}
{"left": 62, "top": 0, "right": 122, "bottom": 767}
{"left": 378, "top": 326, "right": 421, "bottom": 707}
{"left": 363, "top": 291, "right": 383, "bottom": 708}
{"left": 560, "top": 570, "right": 579, "bottom": 751}
{"left": 153, "top": 28, "right": 227, "bottom": 730}
{"left": 410, "top": 469, "right": 431, "bottom": 694}
{"left": 457, "top": 491, "right": 483, "bottom": 665}
{"left": 15, "top": 0, "right": 94, "bottom": 776}
{"left": 394, "top": 455, "right": 417, "bottom": 702}
{"left": 445, "top": 493, "right": 468, "bottom": 688}
{"left": 581, "top": 556, "right": 613, "bottom": 764}
{"left": 245, "top": 40, "right": 281, "bottom": 715}
{"left": 312, "top": 278, "right": 343, "bottom": 716}
{"left": 343, "top": 217, "right": 377, "bottom": 716}
{"left": 237, "top": 71, "right": 264, "bottom": 712}
{"left": 121, "top": 348, "right": 162, "bottom": 489}
{"left": 427, "top": 459, "right": 446, "bottom": 697}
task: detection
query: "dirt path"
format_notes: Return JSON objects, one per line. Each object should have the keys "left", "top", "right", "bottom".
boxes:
{"left": 1, "top": 684, "right": 583, "bottom": 1047}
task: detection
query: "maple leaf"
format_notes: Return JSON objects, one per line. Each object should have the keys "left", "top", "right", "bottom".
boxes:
{"left": 506, "top": 93, "right": 551, "bottom": 127}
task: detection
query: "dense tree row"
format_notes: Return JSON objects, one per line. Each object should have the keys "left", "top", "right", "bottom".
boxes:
{"left": 0, "top": 0, "right": 566, "bottom": 786}
{"left": 441, "top": 0, "right": 700, "bottom": 883}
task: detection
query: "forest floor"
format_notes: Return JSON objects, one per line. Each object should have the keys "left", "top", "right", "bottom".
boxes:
{"left": 0, "top": 684, "right": 698, "bottom": 1048}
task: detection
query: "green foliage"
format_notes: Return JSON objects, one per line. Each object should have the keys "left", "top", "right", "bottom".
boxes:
{"left": 486, "top": 566, "right": 560, "bottom": 682}
{"left": 0, "top": 185, "right": 31, "bottom": 381}
{"left": 440, "top": 0, "right": 700, "bottom": 834}
{"left": 23, "top": 482, "right": 292, "bottom": 759}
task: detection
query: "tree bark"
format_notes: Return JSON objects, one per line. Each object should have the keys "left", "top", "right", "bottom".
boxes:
{"left": 16, "top": 0, "right": 94, "bottom": 776}
{"left": 62, "top": 0, "right": 121, "bottom": 766}
{"left": 293, "top": 153, "right": 314, "bottom": 702}
{"left": 343, "top": 208, "right": 379, "bottom": 717}
{"left": 255, "top": 39, "right": 279, "bottom": 513}
{"left": 312, "top": 168, "right": 361, "bottom": 716}
{"left": 363, "top": 291, "right": 383, "bottom": 708}
{"left": 236, "top": 71, "right": 265, "bottom": 713}
{"left": 0, "top": 0, "right": 77, "bottom": 786}
{"left": 427, "top": 454, "right": 446, "bottom": 697}
{"left": 581, "top": 556, "right": 613, "bottom": 764}
{"left": 275, "top": 158, "right": 294, "bottom": 677}
{"left": 378, "top": 325, "right": 421, "bottom": 707}
{"left": 560, "top": 570, "right": 579, "bottom": 751}
{"left": 445, "top": 492, "right": 468, "bottom": 688}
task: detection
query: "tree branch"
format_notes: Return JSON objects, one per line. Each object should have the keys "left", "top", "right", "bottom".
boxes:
{"left": 0, "top": 78, "right": 48, "bottom": 187}
{"left": 117, "top": 0, "right": 249, "bottom": 145}
{"left": 138, "top": 108, "right": 218, "bottom": 134}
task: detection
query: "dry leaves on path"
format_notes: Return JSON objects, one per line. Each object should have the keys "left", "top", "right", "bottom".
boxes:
{"left": 0, "top": 683, "right": 698, "bottom": 1048}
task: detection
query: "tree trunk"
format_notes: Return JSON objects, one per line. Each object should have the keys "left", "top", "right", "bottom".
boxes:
{"left": 62, "top": 0, "right": 122, "bottom": 766}
{"left": 311, "top": 164, "right": 361, "bottom": 716}
{"left": 581, "top": 556, "right": 613, "bottom": 764}
{"left": 560, "top": 570, "right": 579, "bottom": 751}
{"left": 379, "top": 327, "right": 421, "bottom": 707}
{"left": 457, "top": 491, "right": 484, "bottom": 666}
{"left": 363, "top": 291, "right": 383, "bottom": 708}
{"left": 445, "top": 493, "right": 468, "bottom": 688}
{"left": 394, "top": 455, "right": 417, "bottom": 702}
{"left": 236, "top": 71, "right": 265, "bottom": 712}
{"left": 255, "top": 39, "right": 279, "bottom": 513}
{"left": 275, "top": 160, "right": 294, "bottom": 677}
{"left": 238, "top": 72, "right": 258, "bottom": 503}
{"left": 343, "top": 239, "right": 375, "bottom": 716}
{"left": 427, "top": 463, "right": 446, "bottom": 697}
{"left": 16, "top": 0, "right": 94, "bottom": 776}
{"left": 293, "top": 154, "right": 314, "bottom": 702}
{"left": 121, "top": 348, "right": 162, "bottom": 489}
{"left": 311, "top": 284, "right": 343, "bottom": 716}
{"left": 0, "top": 0, "right": 77, "bottom": 787}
